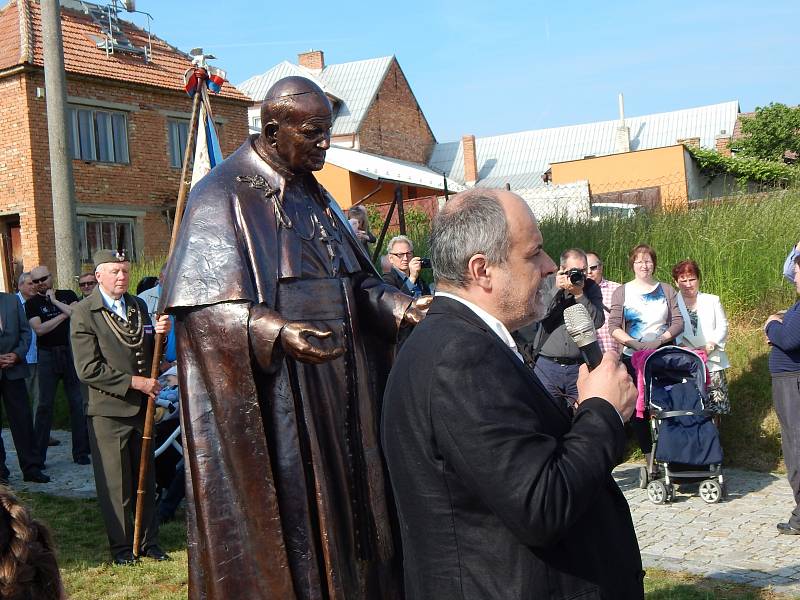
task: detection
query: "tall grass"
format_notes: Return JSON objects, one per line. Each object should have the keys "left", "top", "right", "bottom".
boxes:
{"left": 538, "top": 189, "right": 800, "bottom": 319}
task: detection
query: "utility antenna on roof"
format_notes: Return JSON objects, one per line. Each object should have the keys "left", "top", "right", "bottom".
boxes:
{"left": 614, "top": 92, "right": 631, "bottom": 154}
{"left": 79, "top": 0, "right": 153, "bottom": 62}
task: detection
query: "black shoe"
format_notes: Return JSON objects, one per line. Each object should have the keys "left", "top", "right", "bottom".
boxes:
{"left": 142, "top": 545, "right": 170, "bottom": 561}
{"left": 112, "top": 550, "right": 139, "bottom": 566}
{"left": 777, "top": 522, "right": 800, "bottom": 535}
{"left": 47, "top": 438, "right": 60, "bottom": 447}
{"left": 0, "top": 471, "right": 9, "bottom": 486}
{"left": 23, "top": 470, "right": 50, "bottom": 484}
{"left": 74, "top": 456, "right": 91, "bottom": 465}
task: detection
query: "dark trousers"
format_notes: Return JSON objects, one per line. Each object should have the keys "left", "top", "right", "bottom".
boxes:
{"left": 772, "top": 370, "right": 800, "bottom": 528}
{"left": 534, "top": 356, "right": 580, "bottom": 411}
{"left": 622, "top": 354, "right": 653, "bottom": 455}
{"left": 158, "top": 460, "right": 186, "bottom": 521}
{"left": 0, "top": 376, "right": 41, "bottom": 477}
{"left": 34, "top": 345, "right": 90, "bottom": 463}
{"left": 89, "top": 413, "right": 159, "bottom": 555}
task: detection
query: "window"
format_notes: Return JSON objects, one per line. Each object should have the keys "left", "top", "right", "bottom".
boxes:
{"left": 68, "top": 106, "right": 129, "bottom": 163}
{"left": 252, "top": 116, "right": 261, "bottom": 129}
{"left": 77, "top": 217, "right": 136, "bottom": 263}
{"left": 167, "top": 118, "right": 189, "bottom": 168}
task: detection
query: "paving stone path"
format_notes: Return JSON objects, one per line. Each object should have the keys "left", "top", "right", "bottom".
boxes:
{"left": 2, "top": 431, "right": 798, "bottom": 596}
{"left": 615, "top": 462, "right": 800, "bottom": 598}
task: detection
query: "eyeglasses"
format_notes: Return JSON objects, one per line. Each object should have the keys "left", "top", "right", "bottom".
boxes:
{"left": 31, "top": 275, "right": 51, "bottom": 284}
{"left": 389, "top": 252, "right": 413, "bottom": 258}
{"left": 79, "top": 281, "right": 97, "bottom": 288}
{"left": 633, "top": 261, "right": 654, "bottom": 266}
{"left": 588, "top": 264, "right": 600, "bottom": 272}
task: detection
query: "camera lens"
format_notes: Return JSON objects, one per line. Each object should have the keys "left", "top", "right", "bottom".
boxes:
{"left": 568, "top": 269, "right": 585, "bottom": 285}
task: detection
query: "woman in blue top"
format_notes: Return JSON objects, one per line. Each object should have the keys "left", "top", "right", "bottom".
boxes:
{"left": 608, "top": 243, "right": 684, "bottom": 465}
{"left": 765, "top": 253, "right": 800, "bottom": 535}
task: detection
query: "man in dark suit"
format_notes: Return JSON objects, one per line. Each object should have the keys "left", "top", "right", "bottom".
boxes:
{"left": 0, "top": 292, "right": 48, "bottom": 484}
{"left": 382, "top": 189, "right": 644, "bottom": 599}
{"left": 383, "top": 235, "right": 431, "bottom": 297}
{"left": 70, "top": 250, "right": 171, "bottom": 565}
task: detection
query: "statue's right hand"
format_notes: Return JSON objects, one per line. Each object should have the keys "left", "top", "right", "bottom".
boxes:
{"left": 280, "top": 322, "right": 345, "bottom": 364}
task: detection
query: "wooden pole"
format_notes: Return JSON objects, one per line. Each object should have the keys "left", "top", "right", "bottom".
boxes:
{"left": 132, "top": 83, "right": 203, "bottom": 557}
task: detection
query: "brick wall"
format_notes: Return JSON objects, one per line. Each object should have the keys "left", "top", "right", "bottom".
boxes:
{"left": 357, "top": 60, "right": 435, "bottom": 165}
{"left": 8, "top": 70, "right": 249, "bottom": 271}
{"left": 0, "top": 73, "right": 40, "bottom": 270}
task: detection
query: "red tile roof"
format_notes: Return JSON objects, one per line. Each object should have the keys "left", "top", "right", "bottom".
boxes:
{"left": 0, "top": 0, "right": 250, "bottom": 102}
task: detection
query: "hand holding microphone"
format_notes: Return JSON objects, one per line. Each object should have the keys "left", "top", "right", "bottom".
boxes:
{"left": 564, "top": 303, "right": 636, "bottom": 419}
{"left": 563, "top": 304, "right": 603, "bottom": 370}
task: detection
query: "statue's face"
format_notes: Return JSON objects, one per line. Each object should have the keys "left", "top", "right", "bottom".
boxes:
{"left": 275, "top": 93, "right": 332, "bottom": 173}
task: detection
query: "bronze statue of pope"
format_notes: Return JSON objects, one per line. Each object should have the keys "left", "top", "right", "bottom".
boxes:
{"left": 161, "top": 76, "right": 426, "bottom": 600}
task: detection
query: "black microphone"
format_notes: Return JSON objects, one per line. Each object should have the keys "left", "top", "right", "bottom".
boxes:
{"left": 563, "top": 304, "right": 603, "bottom": 371}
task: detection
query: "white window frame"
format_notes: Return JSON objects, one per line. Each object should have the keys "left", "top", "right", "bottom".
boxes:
{"left": 68, "top": 105, "right": 130, "bottom": 164}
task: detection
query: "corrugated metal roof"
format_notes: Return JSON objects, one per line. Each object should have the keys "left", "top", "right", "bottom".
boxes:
{"left": 325, "top": 146, "right": 465, "bottom": 192}
{"left": 428, "top": 101, "right": 740, "bottom": 188}
{"left": 237, "top": 56, "right": 394, "bottom": 136}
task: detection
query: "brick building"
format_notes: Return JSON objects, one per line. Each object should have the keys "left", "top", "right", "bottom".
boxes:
{"left": 238, "top": 50, "right": 460, "bottom": 209}
{"left": 0, "top": 0, "right": 250, "bottom": 287}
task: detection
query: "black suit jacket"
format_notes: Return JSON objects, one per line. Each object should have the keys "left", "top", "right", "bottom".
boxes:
{"left": 382, "top": 296, "right": 643, "bottom": 600}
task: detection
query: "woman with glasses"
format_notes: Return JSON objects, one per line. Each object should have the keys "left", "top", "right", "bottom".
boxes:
{"left": 672, "top": 259, "right": 730, "bottom": 426}
{"left": 608, "top": 243, "right": 684, "bottom": 465}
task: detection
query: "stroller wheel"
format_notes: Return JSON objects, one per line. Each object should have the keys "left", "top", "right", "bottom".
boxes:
{"left": 647, "top": 480, "right": 669, "bottom": 504}
{"left": 699, "top": 479, "right": 723, "bottom": 503}
{"left": 638, "top": 466, "right": 649, "bottom": 489}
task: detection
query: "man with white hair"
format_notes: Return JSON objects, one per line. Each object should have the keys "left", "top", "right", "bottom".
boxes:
{"left": 70, "top": 249, "right": 171, "bottom": 565}
{"left": 383, "top": 235, "right": 430, "bottom": 297}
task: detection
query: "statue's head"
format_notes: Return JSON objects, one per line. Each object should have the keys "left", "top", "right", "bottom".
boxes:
{"left": 259, "top": 76, "right": 332, "bottom": 174}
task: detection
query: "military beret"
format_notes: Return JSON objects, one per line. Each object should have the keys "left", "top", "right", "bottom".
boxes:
{"left": 93, "top": 248, "right": 128, "bottom": 269}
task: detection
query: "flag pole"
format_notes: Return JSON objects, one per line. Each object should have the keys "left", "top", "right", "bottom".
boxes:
{"left": 132, "top": 77, "right": 203, "bottom": 558}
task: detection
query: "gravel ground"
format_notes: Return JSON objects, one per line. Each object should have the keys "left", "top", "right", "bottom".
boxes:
{"left": 1, "top": 428, "right": 96, "bottom": 498}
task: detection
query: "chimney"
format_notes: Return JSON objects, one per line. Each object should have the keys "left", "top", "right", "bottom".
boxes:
{"left": 462, "top": 135, "right": 478, "bottom": 185}
{"left": 298, "top": 50, "right": 324, "bottom": 72}
{"left": 715, "top": 134, "right": 732, "bottom": 157}
{"left": 614, "top": 93, "right": 631, "bottom": 153}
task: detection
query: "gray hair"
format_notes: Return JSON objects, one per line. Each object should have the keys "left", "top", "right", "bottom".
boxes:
{"left": 559, "top": 248, "right": 587, "bottom": 268}
{"left": 387, "top": 235, "right": 413, "bottom": 254}
{"left": 430, "top": 190, "right": 510, "bottom": 288}
{"left": 18, "top": 271, "right": 30, "bottom": 287}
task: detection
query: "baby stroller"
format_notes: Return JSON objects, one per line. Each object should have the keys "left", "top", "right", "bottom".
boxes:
{"left": 154, "top": 368, "right": 183, "bottom": 496}
{"left": 637, "top": 346, "right": 725, "bottom": 504}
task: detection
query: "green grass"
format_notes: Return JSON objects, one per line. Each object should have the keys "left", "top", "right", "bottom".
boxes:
{"left": 538, "top": 190, "right": 800, "bottom": 317}
{"left": 21, "top": 492, "right": 188, "bottom": 600}
{"left": 17, "top": 492, "right": 798, "bottom": 599}
{"left": 644, "top": 569, "right": 795, "bottom": 599}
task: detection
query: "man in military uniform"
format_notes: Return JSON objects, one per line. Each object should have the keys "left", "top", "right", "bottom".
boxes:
{"left": 70, "top": 250, "right": 171, "bottom": 565}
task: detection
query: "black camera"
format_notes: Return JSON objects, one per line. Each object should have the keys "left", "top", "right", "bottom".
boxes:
{"left": 564, "top": 268, "right": 585, "bottom": 285}
{"left": 420, "top": 257, "right": 432, "bottom": 269}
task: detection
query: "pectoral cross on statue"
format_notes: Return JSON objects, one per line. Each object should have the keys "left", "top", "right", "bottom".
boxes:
{"left": 317, "top": 220, "right": 341, "bottom": 276}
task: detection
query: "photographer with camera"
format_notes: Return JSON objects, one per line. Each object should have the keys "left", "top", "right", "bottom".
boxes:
{"left": 383, "top": 235, "right": 431, "bottom": 350}
{"left": 514, "top": 248, "right": 604, "bottom": 410}
{"left": 383, "top": 235, "right": 431, "bottom": 298}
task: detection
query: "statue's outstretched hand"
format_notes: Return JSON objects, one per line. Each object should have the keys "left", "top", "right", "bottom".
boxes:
{"left": 402, "top": 295, "right": 433, "bottom": 326}
{"left": 280, "top": 322, "right": 345, "bottom": 364}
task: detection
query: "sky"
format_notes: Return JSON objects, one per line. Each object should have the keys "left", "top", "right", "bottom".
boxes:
{"left": 128, "top": 0, "right": 799, "bottom": 143}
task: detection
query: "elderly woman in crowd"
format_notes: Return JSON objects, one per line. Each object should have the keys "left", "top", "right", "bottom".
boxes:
{"left": 765, "top": 253, "right": 800, "bottom": 535}
{"left": 608, "top": 243, "right": 684, "bottom": 465}
{"left": 672, "top": 259, "right": 731, "bottom": 426}
{"left": 347, "top": 205, "right": 376, "bottom": 254}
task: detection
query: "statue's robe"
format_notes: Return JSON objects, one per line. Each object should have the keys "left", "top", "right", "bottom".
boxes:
{"left": 160, "top": 136, "right": 410, "bottom": 600}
